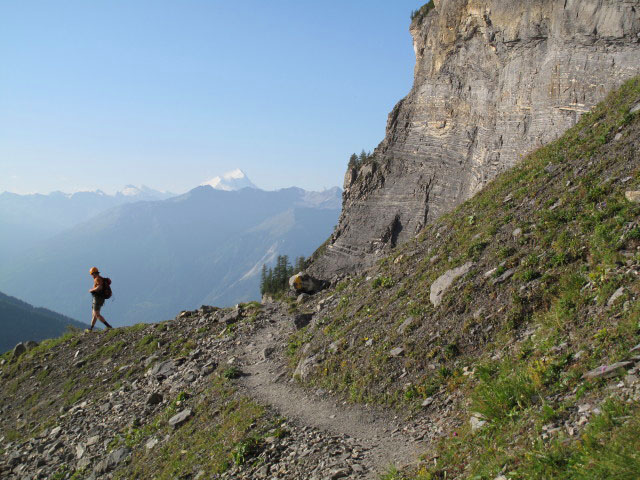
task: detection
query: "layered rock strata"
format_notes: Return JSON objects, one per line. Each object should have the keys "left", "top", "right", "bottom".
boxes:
{"left": 310, "top": 0, "right": 640, "bottom": 278}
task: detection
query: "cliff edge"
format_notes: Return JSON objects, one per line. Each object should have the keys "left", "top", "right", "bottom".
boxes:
{"left": 310, "top": 0, "right": 640, "bottom": 278}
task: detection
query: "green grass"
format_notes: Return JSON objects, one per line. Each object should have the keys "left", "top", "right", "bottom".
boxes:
{"left": 290, "top": 77, "right": 640, "bottom": 475}
{"left": 117, "top": 378, "right": 274, "bottom": 479}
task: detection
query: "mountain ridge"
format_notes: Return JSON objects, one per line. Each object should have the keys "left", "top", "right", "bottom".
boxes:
{"left": 0, "top": 291, "right": 88, "bottom": 353}
{"left": 0, "top": 185, "right": 341, "bottom": 326}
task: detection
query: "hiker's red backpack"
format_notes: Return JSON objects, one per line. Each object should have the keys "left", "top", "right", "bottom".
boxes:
{"left": 102, "top": 277, "right": 113, "bottom": 299}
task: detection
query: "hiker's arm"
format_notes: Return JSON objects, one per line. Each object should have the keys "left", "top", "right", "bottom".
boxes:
{"left": 89, "top": 278, "right": 103, "bottom": 293}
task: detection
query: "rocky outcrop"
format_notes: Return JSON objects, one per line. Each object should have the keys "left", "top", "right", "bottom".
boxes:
{"left": 310, "top": 0, "right": 640, "bottom": 278}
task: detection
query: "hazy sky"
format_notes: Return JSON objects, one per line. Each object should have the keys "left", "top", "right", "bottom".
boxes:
{"left": 1, "top": 1, "right": 424, "bottom": 194}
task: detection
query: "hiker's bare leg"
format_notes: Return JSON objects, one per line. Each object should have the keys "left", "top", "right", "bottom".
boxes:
{"left": 90, "top": 310, "right": 98, "bottom": 330}
{"left": 98, "top": 313, "right": 113, "bottom": 329}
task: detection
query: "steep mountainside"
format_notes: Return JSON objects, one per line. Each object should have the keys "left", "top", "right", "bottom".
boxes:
{"left": 0, "top": 186, "right": 340, "bottom": 326}
{"left": 291, "top": 77, "right": 640, "bottom": 478}
{"left": 310, "top": 0, "right": 640, "bottom": 278}
{"left": 0, "top": 292, "right": 88, "bottom": 353}
{"left": 1, "top": 78, "right": 639, "bottom": 480}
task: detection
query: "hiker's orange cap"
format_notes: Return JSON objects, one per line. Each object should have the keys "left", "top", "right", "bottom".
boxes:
{"left": 89, "top": 267, "right": 99, "bottom": 275}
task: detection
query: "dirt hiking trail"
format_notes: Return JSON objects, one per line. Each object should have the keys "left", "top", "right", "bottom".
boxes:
{"left": 232, "top": 309, "right": 424, "bottom": 478}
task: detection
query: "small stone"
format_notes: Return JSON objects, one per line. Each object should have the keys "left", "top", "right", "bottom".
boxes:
{"left": 329, "top": 468, "right": 351, "bottom": 479}
{"left": 389, "top": 347, "right": 404, "bottom": 357}
{"left": 77, "top": 457, "right": 91, "bottom": 471}
{"left": 483, "top": 268, "right": 497, "bottom": 278}
{"left": 145, "top": 437, "right": 159, "bottom": 450}
{"left": 582, "top": 362, "right": 632, "bottom": 380}
{"left": 149, "top": 360, "right": 177, "bottom": 380}
{"left": 76, "top": 444, "right": 86, "bottom": 459}
{"left": 293, "top": 313, "right": 313, "bottom": 329}
{"left": 12, "top": 343, "right": 27, "bottom": 360}
{"left": 421, "top": 397, "right": 434, "bottom": 407}
{"left": 86, "top": 435, "right": 100, "bottom": 446}
{"left": 492, "top": 268, "right": 515, "bottom": 285}
{"left": 106, "top": 447, "right": 130, "bottom": 469}
{"left": 512, "top": 227, "right": 523, "bottom": 238}
{"left": 630, "top": 102, "right": 640, "bottom": 115}
{"left": 261, "top": 346, "right": 275, "bottom": 360}
{"left": 430, "top": 262, "right": 474, "bottom": 306}
{"left": 625, "top": 191, "right": 640, "bottom": 203}
{"left": 470, "top": 414, "right": 487, "bottom": 432}
{"left": 397, "top": 317, "right": 414, "bottom": 335}
{"left": 146, "top": 392, "right": 163, "bottom": 406}
{"left": 49, "top": 426, "right": 62, "bottom": 438}
{"left": 607, "top": 287, "right": 625, "bottom": 307}
{"left": 614, "top": 132, "right": 623, "bottom": 141}
{"left": 578, "top": 404, "right": 592, "bottom": 413}
{"left": 624, "top": 374, "right": 639, "bottom": 386}
{"left": 168, "top": 409, "right": 192, "bottom": 428}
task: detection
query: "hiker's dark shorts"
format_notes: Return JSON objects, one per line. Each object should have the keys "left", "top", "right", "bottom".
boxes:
{"left": 92, "top": 296, "right": 105, "bottom": 312}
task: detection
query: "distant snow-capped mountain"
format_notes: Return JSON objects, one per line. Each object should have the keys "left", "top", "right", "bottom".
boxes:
{"left": 202, "top": 169, "right": 258, "bottom": 191}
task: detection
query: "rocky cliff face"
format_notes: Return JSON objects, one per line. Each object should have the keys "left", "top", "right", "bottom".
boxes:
{"left": 310, "top": 0, "right": 640, "bottom": 278}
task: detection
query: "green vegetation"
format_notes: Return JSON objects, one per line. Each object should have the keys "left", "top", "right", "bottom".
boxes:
{"left": 118, "top": 378, "right": 278, "bottom": 479}
{"left": 410, "top": 1, "right": 435, "bottom": 22}
{"left": 260, "top": 255, "right": 307, "bottom": 297}
{"left": 290, "top": 77, "right": 640, "bottom": 476}
{"left": 348, "top": 149, "right": 374, "bottom": 169}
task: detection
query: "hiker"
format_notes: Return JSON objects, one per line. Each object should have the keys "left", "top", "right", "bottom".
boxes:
{"left": 88, "top": 267, "right": 113, "bottom": 330}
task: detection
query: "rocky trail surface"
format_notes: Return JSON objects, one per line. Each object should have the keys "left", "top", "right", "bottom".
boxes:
{"left": 230, "top": 305, "right": 423, "bottom": 478}
{"left": 0, "top": 302, "right": 430, "bottom": 479}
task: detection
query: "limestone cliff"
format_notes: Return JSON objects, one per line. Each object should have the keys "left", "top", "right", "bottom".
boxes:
{"left": 310, "top": 0, "right": 640, "bottom": 278}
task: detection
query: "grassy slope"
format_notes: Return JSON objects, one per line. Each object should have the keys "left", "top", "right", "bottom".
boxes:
{"left": 294, "top": 77, "right": 640, "bottom": 478}
{"left": 0, "top": 303, "right": 281, "bottom": 479}
{"left": 2, "top": 79, "right": 638, "bottom": 480}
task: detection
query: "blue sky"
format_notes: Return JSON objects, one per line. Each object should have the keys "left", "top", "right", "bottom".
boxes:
{"left": 0, "top": 1, "right": 424, "bottom": 194}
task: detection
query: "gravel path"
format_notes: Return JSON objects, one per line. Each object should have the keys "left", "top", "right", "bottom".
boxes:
{"left": 233, "top": 314, "right": 423, "bottom": 479}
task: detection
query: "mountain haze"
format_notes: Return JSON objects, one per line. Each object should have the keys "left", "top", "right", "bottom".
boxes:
{"left": 0, "top": 186, "right": 341, "bottom": 326}
{"left": 0, "top": 186, "right": 174, "bottom": 262}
